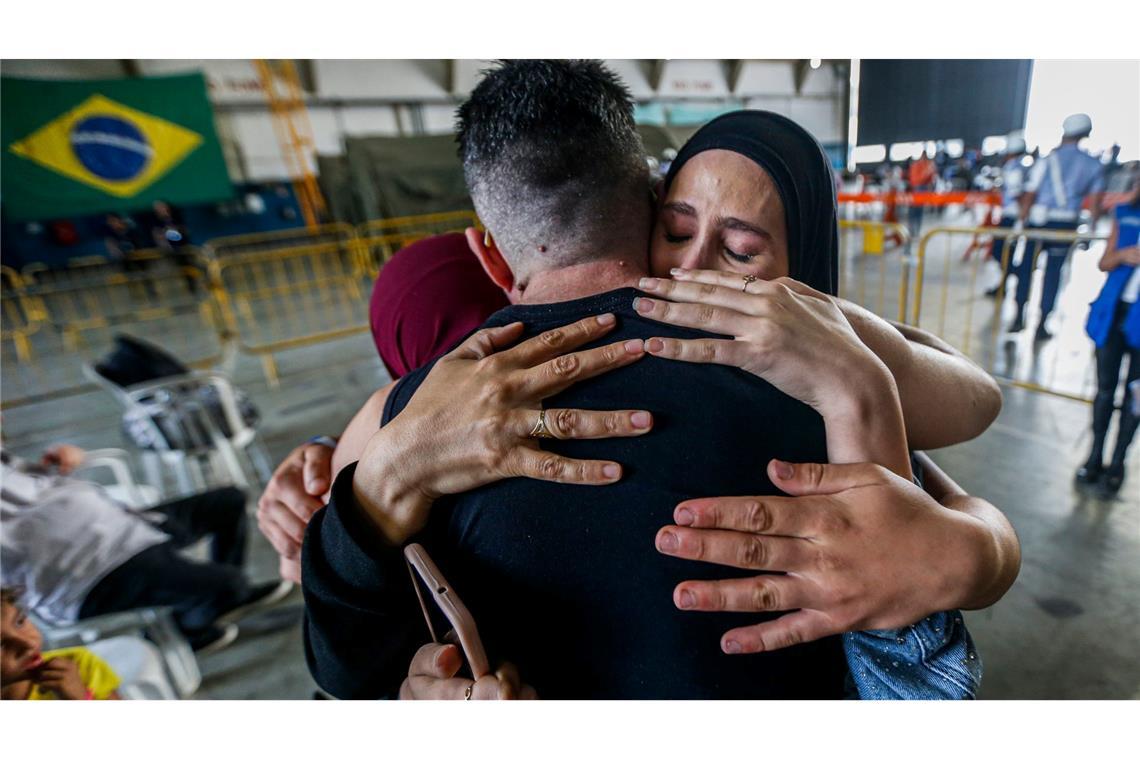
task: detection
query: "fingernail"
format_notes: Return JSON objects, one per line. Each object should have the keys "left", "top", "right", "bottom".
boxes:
{"left": 633, "top": 297, "right": 654, "bottom": 314}
{"left": 596, "top": 313, "right": 615, "bottom": 325}
{"left": 723, "top": 639, "right": 742, "bottom": 654}
{"left": 624, "top": 339, "right": 644, "bottom": 354}
{"left": 646, "top": 338, "right": 665, "bottom": 353}
{"left": 773, "top": 460, "right": 794, "bottom": 480}
{"left": 630, "top": 411, "right": 652, "bottom": 428}
{"left": 658, "top": 530, "right": 678, "bottom": 553}
{"left": 675, "top": 507, "right": 694, "bottom": 525}
{"left": 638, "top": 277, "right": 658, "bottom": 291}
{"left": 671, "top": 267, "right": 686, "bottom": 277}
{"left": 603, "top": 463, "right": 621, "bottom": 479}
{"left": 678, "top": 590, "right": 695, "bottom": 609}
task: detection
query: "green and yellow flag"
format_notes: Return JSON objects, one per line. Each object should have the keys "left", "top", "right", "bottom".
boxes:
{"left": 2, "top": 73, "right": 232, "bottom": 221}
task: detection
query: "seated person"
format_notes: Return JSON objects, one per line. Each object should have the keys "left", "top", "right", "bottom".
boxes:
{"left": 297, "top": 62, "right": 1017, "bottom": 698}
{"left": 1, "top": 587, "right": 120, "bottom": 700}
{"left": 1, "top": 444, "right": 289, "bottom": 652}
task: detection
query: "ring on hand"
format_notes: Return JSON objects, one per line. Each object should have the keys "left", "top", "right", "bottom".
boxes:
{"left": 742, "top": 274, "right": 758, "bottom": 292}
{"left": 464, "top": 683, "right": 474, "bottom": 700}
{"left": 529, "top": 408, "right": 554, "bottom": 439}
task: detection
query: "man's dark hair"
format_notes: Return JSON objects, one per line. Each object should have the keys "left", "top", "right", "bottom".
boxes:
{"left": 457, "top": 60, "right": 648, "bottom": 278}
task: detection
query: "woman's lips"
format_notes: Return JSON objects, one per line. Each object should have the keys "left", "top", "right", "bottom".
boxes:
{"left": 26, "top": 653, "right": 44, "bottom": 669}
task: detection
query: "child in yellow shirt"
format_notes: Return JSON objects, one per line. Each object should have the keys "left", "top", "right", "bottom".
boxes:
{"left": 1, "top": 588, "right": 120, "bottom": 700}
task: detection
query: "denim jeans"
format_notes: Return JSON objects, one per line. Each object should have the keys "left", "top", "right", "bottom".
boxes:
{"left": 843, "top": 610, "right": 981, "bottom": 699}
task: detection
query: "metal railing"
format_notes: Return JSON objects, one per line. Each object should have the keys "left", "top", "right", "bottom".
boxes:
{"left": 838, "top": 220, "right": 912, "bottom": 323}
{"left": 911, "top": 225, "right": 1110, "bottom": 403}
{"left": 207, "top": 241, "right": 373, "bottom": 386}
{"left": 356, "top": 210, "right": 481, "bottom": 275}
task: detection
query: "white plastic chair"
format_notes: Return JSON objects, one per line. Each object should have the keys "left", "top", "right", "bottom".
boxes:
{"left": 38, "top": 607, "right": 201, "bottom": 699}
{"left": 83, "top": 365, "right": 272, "bottom": 498}
{"left": 87, "top": 636, "right": 177, "bottom": 699}
{"left": 71, "top": 447, "right": 161, "bottom": 511}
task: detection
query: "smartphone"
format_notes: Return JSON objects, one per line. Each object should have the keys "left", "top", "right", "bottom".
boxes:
{"left": 403, "top": 543, "right": 491, "bottom": 680}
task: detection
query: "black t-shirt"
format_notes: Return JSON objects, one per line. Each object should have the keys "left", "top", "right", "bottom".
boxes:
{"left": 302, "top": 287, "right": 847, "bottom": 699}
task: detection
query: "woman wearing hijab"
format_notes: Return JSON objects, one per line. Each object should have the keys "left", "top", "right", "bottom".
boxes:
{"left": 369, "top": 232, "right": 509, "bottom": 380}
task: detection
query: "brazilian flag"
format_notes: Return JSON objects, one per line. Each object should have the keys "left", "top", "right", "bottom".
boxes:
{"left": 2, "top": 73, "right": 232, "bottom": 221}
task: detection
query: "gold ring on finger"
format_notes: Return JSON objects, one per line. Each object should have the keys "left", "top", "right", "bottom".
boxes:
{"left": 529, "top": 408, "right": 554, "bottom": 439}
{"left": 742, "top": 274, "right": 758, "bottom": 292}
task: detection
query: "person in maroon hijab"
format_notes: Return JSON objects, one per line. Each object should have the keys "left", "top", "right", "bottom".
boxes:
{"left": 369, "top": 232, "right": 508, "bottom": 380}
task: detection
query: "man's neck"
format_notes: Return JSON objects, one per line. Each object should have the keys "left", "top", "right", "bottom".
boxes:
{"left": 519, "top": 256, "right": 648, "bottom": 305}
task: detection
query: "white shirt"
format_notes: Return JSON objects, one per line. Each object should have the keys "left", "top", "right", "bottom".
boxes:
{"left": 1122, "top": 267, "right": 1140, "bottom": 304}
{"left": 1, "top": 451, "right": 168, "bottom": 624}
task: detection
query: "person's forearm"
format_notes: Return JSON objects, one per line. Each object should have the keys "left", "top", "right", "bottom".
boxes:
{"left": 331, "top": 383, "right": 395, "bottom": 479}
{"left": 915, "top": 452, "right": 1020, "bottom": 610}
{"left": 837, "top": 299, "right": 1002, "bottom": 449}
{"left": 821, "top": 359, "right": 913, "bottom": 480}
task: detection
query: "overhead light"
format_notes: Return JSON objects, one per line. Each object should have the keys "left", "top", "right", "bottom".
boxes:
{"left": 810, "top": 58, "right": 822, "bottom": 69}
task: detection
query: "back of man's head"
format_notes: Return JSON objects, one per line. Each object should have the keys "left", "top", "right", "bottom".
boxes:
{"left": 457, "top": 60, "right": 649, "bottom": 280}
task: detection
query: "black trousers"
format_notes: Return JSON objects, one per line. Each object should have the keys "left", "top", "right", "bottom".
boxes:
{"left": 79, "top": 486, "right": 251, "bottom": 634}
{"left": 1089, "top": 301, "right": 1140, "bottom": 468}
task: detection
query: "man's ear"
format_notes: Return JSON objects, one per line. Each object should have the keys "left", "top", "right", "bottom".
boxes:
{"left": 465, "top": 227, "right": 515, "bottom": 295}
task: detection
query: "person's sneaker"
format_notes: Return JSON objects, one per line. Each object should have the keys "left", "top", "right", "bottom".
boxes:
{"left": 190, "top": 623, "right": 239, "bottom": 655}
{"left": 1074, "top": 462, "right": 1103, "bottom": 486}
{"left": 1035, "top": 323, "right": 1053, "bottom": 341}
{"left": 1008, "top": 314, "right": 1026, "bottom": 333}
{"left": 216, "top": 581, "right": 295, "bottom": 626}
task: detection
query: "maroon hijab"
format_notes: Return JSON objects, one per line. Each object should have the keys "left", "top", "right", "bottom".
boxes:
{"left": 369, "top": 232, "right": 510, "bottom": 379}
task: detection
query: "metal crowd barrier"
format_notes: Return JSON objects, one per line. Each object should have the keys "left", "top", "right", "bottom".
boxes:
{"left": 837, "top": 220, "right": 912, "bottom": 323}
{"left": 2, "top": 265, "right": 44, "bottom": 363}
{"left": 208, "top": 241, "right": 373, "bottom": 386}
{"left": 1, "top": 251, "right": 225, "bottom": 410}
{"left": 201, "top": 222, "right": 357, "bottom": 260}
{"left": 912, "top": 225, "right": 1110, "bottom": 403}
{"left": 355, "top": 210, "right": 481, "bottom": 275}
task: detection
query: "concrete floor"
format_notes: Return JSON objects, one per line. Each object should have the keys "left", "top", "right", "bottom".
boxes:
{"left": 2, "top": 211, "right": 1137, "bottom": 699}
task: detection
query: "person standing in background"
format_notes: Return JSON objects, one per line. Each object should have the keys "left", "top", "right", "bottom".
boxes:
{"left": 906, "top": 150, "right": 937, "bottom": 242}
{"left": 985, "top": 134, "right": 1031, "bottom": 297}
{"left": 1077, "top": 174, "right": 1140, "bottom": 496}
{"left": 1010, "top": 113, "right": 1106, "bottom": 340}
{"left": 149, "top": 200, "right": 198, "bottom": 294}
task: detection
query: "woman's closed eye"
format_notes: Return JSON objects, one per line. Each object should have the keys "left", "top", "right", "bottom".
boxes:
{"left": 664, "top": 232, "right": 691, "bottom": 244}
{"left": 723, "top": 246, "right": 756, "bottom": 263}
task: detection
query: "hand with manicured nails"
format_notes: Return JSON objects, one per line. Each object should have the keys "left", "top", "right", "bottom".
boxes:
{"left": 656, "top": 459, "right": 996, "bottom": 654}
{"left": 399, "top": 643, "right": 537, "bottom": 700}
{"left": 634, "top": 269, "right": 886, "bottom": 416}
{"left": 353, "top": 314, "right": 653, "bottom": 545}
{"left": 32, "top": 657, "right": 88, "bottom": 700}
{"left": 257, "top": 442, "right": 334, "bottom": 583}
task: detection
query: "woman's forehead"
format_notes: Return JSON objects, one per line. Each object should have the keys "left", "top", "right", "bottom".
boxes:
{"left": 670, "top": 150, "right": 779, "bottom": 200}
{"left": 668, "top": 150, "right": 784, "bottom": 221}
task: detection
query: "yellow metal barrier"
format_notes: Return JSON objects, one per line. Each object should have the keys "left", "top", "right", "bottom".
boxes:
{"left": 202, "top": 222, "right": 357, "bottom": 260}
{"left": 356, "top": 210, "right": 481, "bottom": 275}
{"left": 209, "top": 241, "right": 373, "bottom": 386}
{"left": 837, "top": 220, "right": 912, "bottom": 323}
{"left": 1, "top": 266, "right": 44, "bottom": 363}
{"left": 912, "top": 225, "right": 1110, "bottom": 403}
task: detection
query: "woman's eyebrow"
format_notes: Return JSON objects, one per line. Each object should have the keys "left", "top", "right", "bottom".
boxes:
{"left": 662, "top": 201, "right": 697, "bottom": 217}
{"left": 717, "top": 215, "right": 772, "bottom": 240}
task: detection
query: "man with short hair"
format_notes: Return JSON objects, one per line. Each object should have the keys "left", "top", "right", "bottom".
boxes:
{"left": 1010, "top": 113, "right": 1106, "bottom": 339}
{"left": 300, "top": 61, "right": 1016, "bottom": 699}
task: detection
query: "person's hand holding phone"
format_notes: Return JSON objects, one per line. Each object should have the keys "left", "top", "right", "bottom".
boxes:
{"left": 399, "top": 643, "right": 537, "bottom": 700}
